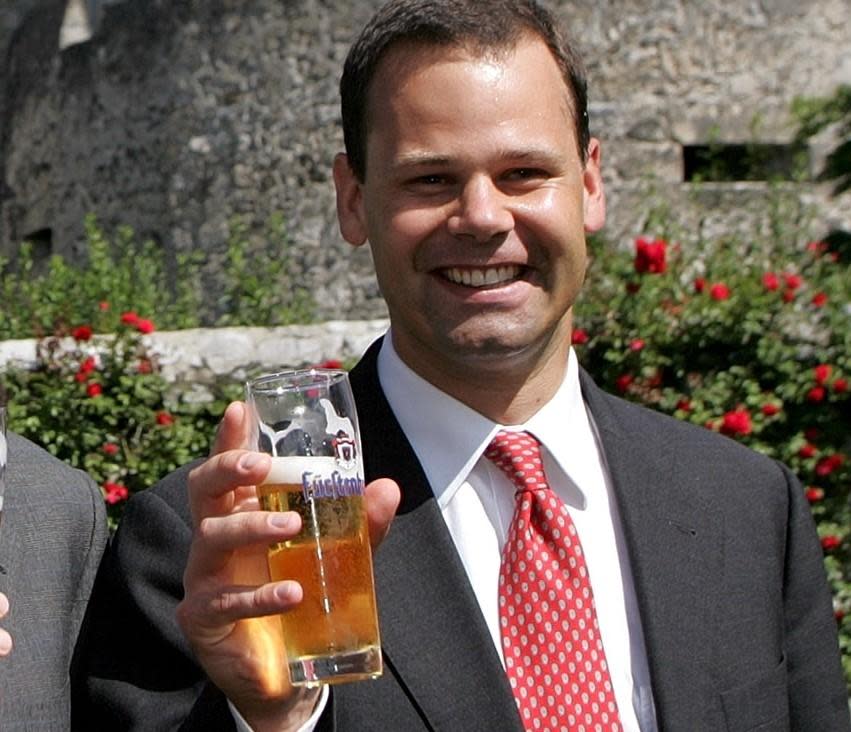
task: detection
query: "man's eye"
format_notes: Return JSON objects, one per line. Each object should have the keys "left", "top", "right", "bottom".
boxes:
{"left": 506, "top": 168, "right": 547, "bottom": 181}
{"left": 415, "top": 174, "right": 447, "bottom": 185}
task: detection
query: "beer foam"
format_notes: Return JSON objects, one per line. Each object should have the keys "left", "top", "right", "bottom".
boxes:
{"left": 263, "top": 455, "right": 361, "bottom": 484}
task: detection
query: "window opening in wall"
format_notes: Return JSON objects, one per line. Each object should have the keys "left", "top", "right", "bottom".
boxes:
{"left": 22, "top": 228, "right": 53, "bottom": 264}
{"left": 682, "top": 143, "right": 809, "bottom": 183}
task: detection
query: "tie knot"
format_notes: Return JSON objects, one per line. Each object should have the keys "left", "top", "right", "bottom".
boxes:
{"left": 484, "top": 430, "right": 549, "bottom": 493}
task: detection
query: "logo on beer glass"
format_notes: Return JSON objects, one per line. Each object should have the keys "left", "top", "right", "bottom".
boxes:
{"left": 332, "top": 431, "right": 357, "bottom": 471}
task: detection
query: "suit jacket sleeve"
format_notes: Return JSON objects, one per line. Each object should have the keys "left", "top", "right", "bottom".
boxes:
{"left": 72, "top": 464, "right": 238, "bottom": 732}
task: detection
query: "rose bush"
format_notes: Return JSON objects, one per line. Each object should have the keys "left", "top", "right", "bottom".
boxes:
{"left": 575, "top": 227, "right": 850, "bottom": 685}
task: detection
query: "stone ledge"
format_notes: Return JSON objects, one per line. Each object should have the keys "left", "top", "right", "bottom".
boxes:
{"left": 0, "top": 319, "right": 390, "bottom": 385}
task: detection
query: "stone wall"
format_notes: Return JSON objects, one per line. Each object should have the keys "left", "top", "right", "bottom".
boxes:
{"left": 1, "top": 0, "right": 849, "bottom": 323}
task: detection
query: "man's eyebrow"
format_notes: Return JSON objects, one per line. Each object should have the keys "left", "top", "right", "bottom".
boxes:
{"left": 391, "top": 148, "right": 564, "bottom": 170}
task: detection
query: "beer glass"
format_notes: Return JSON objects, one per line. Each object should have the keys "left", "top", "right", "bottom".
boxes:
{"left": 245, "top": 369, "right": 382, "bottom": 686}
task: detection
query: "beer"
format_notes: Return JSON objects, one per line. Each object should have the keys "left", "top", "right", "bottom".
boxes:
{"left": 259, "top": 456, "right": 382, "bottom": 685}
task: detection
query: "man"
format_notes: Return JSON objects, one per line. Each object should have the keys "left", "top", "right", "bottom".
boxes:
{"left": 0, "top": 430, "right": 108, "bottom": 729}
{"left": 73, "top": 1, "right": 851, "bottom": 730}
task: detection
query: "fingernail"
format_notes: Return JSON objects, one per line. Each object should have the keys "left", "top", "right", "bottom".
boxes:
{"left": 269, "top": 512, "right": 295, "bottom": 530}
{"left": 274, "top": 581, "right": 301, "bottom": 604}
{"left": 0, "top": 634, "right": 12, "bottom": 655}
{"left": 239, "top": 453, "right": 266, "bottom": 471}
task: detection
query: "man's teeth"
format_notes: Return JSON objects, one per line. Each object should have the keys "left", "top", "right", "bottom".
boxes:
{"left": 444, "top": 266, "right": 521, "bottom": 287}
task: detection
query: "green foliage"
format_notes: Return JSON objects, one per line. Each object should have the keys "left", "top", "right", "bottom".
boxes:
{"left": 216, "top": 213, "right": 315, "bottom": 327}
{"left": 794, "top": 84, "right": 851, "bottom": 194}
{"left": 0, "top": 214, "right": 316, "bottom": 341}
{"left": 575, "top": 225, "right": 850, "bottom": 685}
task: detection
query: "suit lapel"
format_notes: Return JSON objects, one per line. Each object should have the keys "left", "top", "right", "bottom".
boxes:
{"left": 579, "top": 370, "right": 722, "bottom": 727}
{"left": 351, "top": 342, "right": 523, "bottom": 731}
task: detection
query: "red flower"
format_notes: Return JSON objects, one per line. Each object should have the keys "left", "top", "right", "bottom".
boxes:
{"left": 807, "top": 240, "right": 827, "bottom": 255}
{"left": 137, "top": 359, "right": 153, "bottom": 375}
{"left": 615, "top": 374, "right": 634, "bottom": 393}
{"left": 805, "top": 486, "right": 824, "bottom": 503}
{"left": 761, "top": 403, "right": 781, "bottom": 417}
{"left": 783, "top": 273, "right": 803, "bottom": 291}
{"left": 806, "top": 386, "right": 826, "bottom": 403}
{"left": 120, "top": 311, "right": 140, "bottom": 326}
{"left": 676, "top": 398, "right": 692, "bottom": 412}
{"left": 709, "top": 283, "right": 730, "bottom": 301}
{"left": 86, "top": 383, "right": 103, "bottom": 398}
{"left": 74, "top": 371, "right": 88, "bottom": 383}
{"left": 78, "top": 356, "right": 96, "bottom": 375}
{"left": 571, "top": 329, "right": 589, "bottom": 345}
{"left": 811, "top": 292, "right": 828, "bottom": 307}
{"left": 103, "top": 482, "right": 129, "bottom": 505}
{"left": 762, "top": 272, "right": 780, "bottom": 291}
{"left": 798, "top": 443, "right": 817, "bottom": 459}
{"left": 98, "top": 301, "right": 110, "bottom": 311}
{"left": 720, "top": 409, "right": 752, "bottom": 437}
{"left": 634, "top": 237, "right": 667, "bottom": 274}
{"left": 782, "top": 290, "right": 796, "bottom": 303}
{"left": 693, "top": 277, "right": 706, "bottom": 293}
{"left": 814, "top": 364, "right": 832, "bottom": 385}
{"left": 628, "top": 338, "right": 645, "bottom": 352}
{"left": 834, "top": 378, "right": 848, "bottom": 394}
{"left": 821, "top": 535, "right": 842, "bottom": 552}
{"left": 155, "top": 411, "right": 174, "bottom": 426}
{"left": 136, "top": 318, "right": 155, "bottom": 334}
{"left": 816, "top": 454, "right": 845, "bottom": 477}
{"left": 72, "top": 325, "right": 93, "bottom": 341}
{"left": 102, "top": 442, "right": 119, "bottom": 456}
{"left": 318, "top": 359, "right": 344, "bottom": 369}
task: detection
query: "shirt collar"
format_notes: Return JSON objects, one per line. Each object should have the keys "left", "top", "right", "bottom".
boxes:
{"left": 377, "top": 332, "right": 590, "bottom": 508}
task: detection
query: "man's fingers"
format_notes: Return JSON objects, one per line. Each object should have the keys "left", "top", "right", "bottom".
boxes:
{"left": 188, "top": 450, "right": 271, "bottom": 526}
{"left": 364, "top": 478, "right": 401, "bottom": 548}
{"left": 177, "top": 580, "right": 303, "bottom": 637}
{"left": 211, "top": 401, "right": 254, "bottom": 456}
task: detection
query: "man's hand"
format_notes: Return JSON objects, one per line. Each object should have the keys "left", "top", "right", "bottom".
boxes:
{"left": 0, "top": 592, "right": 12, "bottom": 657}
{"left": 176, "top": 401, "right": 399, "bottom": 732}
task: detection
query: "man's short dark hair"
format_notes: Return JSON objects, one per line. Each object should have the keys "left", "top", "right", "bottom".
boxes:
{"left": 340, "top": 0, "right": 590, "bottom": 181}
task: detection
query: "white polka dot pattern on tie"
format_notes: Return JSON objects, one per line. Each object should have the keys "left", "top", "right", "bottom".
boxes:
{"left": 486, "top": 431, "right": 622, "bottom": 732}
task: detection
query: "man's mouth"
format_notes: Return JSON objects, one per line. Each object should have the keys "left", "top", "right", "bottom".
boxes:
{"left": 441, "top": 265, "right": 523, "bottom": 287}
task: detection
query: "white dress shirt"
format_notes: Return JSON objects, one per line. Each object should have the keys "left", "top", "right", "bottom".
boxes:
{"left": 377, "top": 335, "right": 658, "bottom": 731}
{"left": 232, "top": 333, "right": 657, "bottom": 731}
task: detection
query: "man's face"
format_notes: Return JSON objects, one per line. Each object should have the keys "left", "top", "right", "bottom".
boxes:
{"left": 334, "top": 35, "right": 605, "bottom": 387}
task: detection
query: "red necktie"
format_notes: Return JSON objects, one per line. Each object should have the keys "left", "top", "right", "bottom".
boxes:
{"left": 485, "top": 430, "right": 622, "bottom": 732}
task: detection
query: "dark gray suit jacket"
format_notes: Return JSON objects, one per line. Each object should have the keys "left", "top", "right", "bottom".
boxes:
{"left": 73, "top": 341, "right": 850, "bottom": 730}
{"left": 0, "top": 433, "right": 108, "bottom": 731}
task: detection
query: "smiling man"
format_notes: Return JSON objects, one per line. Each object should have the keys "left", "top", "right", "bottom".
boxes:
{"left": 73, "top": 2, "right": 849, "bottom": 731}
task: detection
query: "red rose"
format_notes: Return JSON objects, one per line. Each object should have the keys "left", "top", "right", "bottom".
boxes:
{"left": 86, "top": 383, "right": 103, "bottom": 398}
{"left": 634, "top": 237, "right": 667, "bottom": 274}
{"left": 709, "top": 283, "right": 730, "bottom": 301}
{"left": 806, "top": 240, "right": 827, "bottom": 255}
{"left": 693, "top": 277, "right": 706, "bottom": 293}
{"left": 615, "top": 374, "right": 634, "bottom": 393}
{"left": 628, "top": 338, "right": 645, "bottom": 352}
{"left": 782, "top": 289, "right": 796, "bottom": 303}
{"left": 74, "top": 371, "right": 88, "bottom": 383}
{"left": 811, "top": 292, "right": 828, "bottom": 307}
{"left": 155, "top": 411, "right": 174, "bottom": 426}
{"left": 98, "top": 301, "right": 110, "bottom": 311}
{"left": 318, "top": 359, "right": 344, "bottom": 369}
{"left": 78, "top": 356, "right": 96, "bottom": 375}
{"left": 805, "top": 486, "right": 824, "bottom": 503}
{"left": 571, "top": 329, "right": 589, "bottom": 345}
{"left": 136, "top": 318, "right": 155, "bottom": 334}
{"left": 806, "top": 386, "right": 826, "bottom": 403}
{"left": 798, "top": 443, "right": 817, "bottom": 459}
{"left": 816, "top": 454, "right": 845, "bottom": 477}
{"left": 762, "top": 272, "right": 780, "bottom": 291}
{"left": 814, "top": 364, "right": 832, "bottom": 385}
{"left": 676, "top": 398, "right": 692, "bottom": 412}
{"left": 72, "top": 325, "right": 93, "bottom": 341}
{"left": 137, "top": 359, "right": 153, "bottom": 374}
{"left": 834, "top": 378, "right": 848, "bottom": 394}
{"left": 720, "top": 409, "right": 752, "bottom": 437}
{"left": 120, "top": 311, "right": 140, "bottom": 326}
{"left": 103, "top": 482, "right": 129, "bottom": 505}
{"left": 102, "top": 442, "right": 119, "bottom": 456}
{"left": 783, "top": 273, "right": 803, "bottom": 290}
{"left": 761, "top": 403, "right": 781, "bottom": 417}
{"left": 821, "top": 535, "right": 842, "bottom": 552}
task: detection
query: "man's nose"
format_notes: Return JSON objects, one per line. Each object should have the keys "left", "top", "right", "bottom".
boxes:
{"left": 447, "top": 176, "right": 514, "bottom": 243}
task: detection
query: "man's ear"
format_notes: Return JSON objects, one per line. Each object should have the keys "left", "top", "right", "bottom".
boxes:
{"left": 582, "top": 138, "right": 606, "bottom": 234}
{"left": 333, "top": 153, "right": 368, "bottom": 247}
